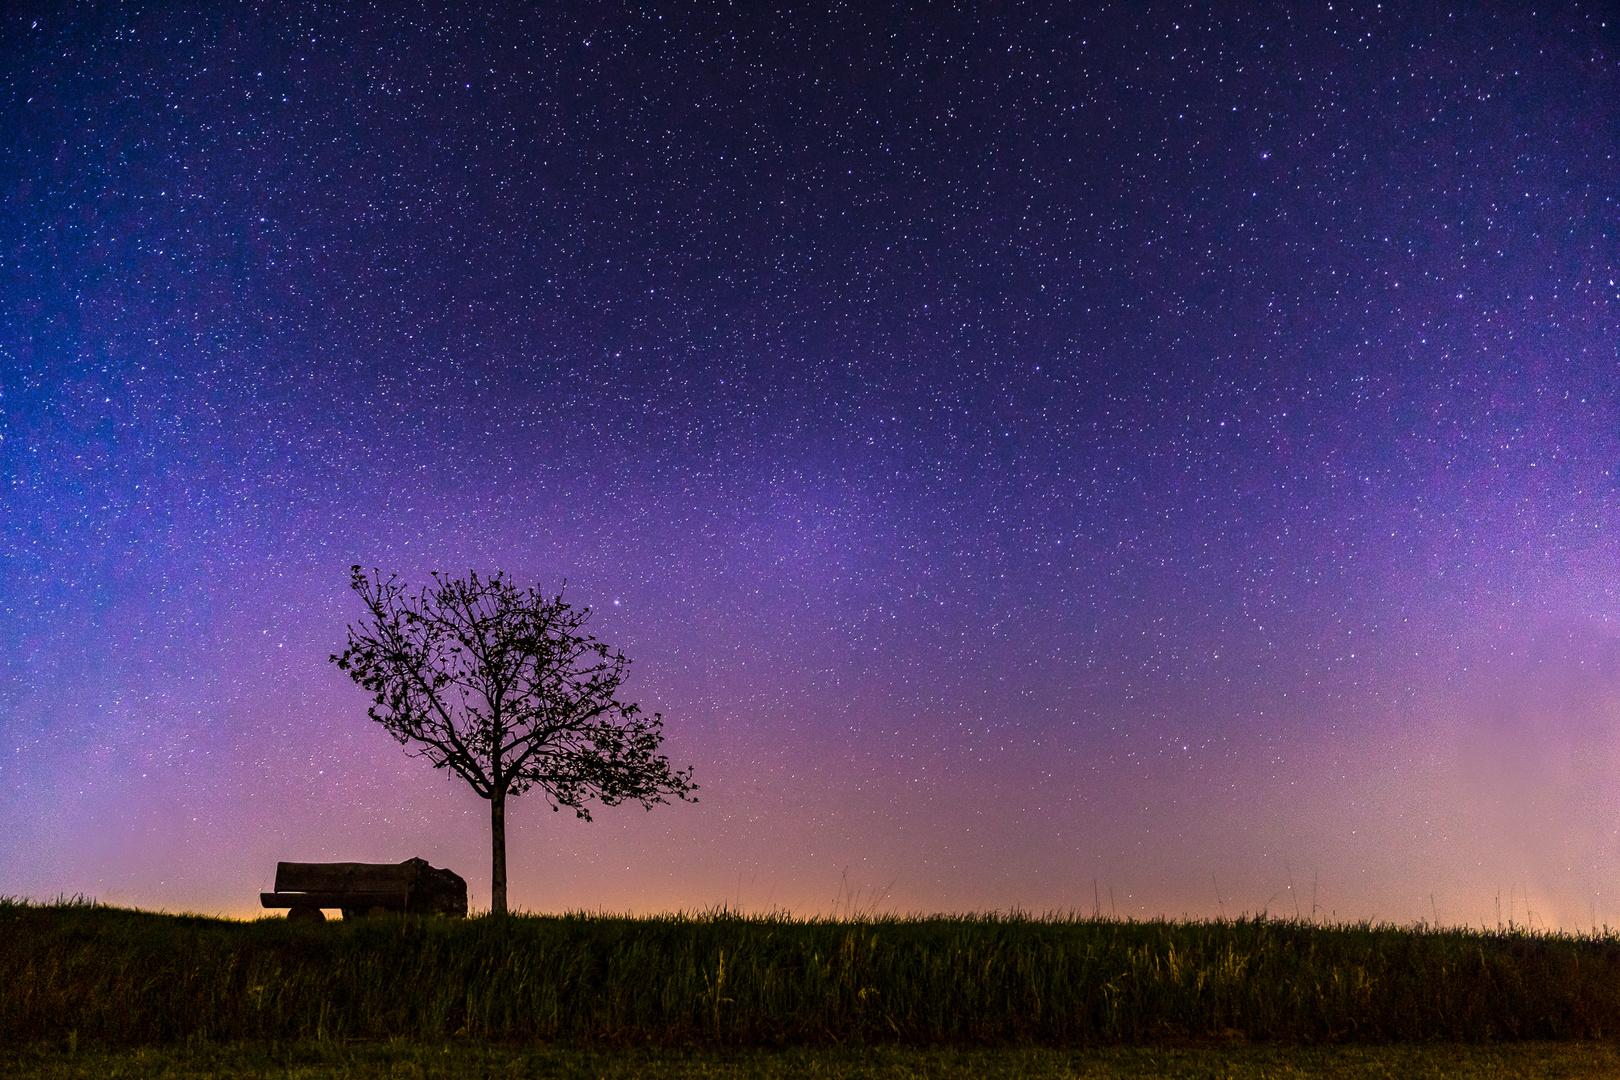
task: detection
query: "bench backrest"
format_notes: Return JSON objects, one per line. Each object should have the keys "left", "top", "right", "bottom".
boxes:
{"left": 274, "top": 861, "right": 417, "bottom": 895}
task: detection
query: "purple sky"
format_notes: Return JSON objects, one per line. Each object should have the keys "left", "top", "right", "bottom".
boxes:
{"left": 4, "top": 3, "right": 1620, "bottom": 928}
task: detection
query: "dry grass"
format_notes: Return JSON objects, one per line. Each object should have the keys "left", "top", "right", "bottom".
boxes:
{"left": 7, "top": 897, "right": 1620, "bottom": 1047}
{"left": 6, "top": 1041, "right": 1620, "bottom": 1079}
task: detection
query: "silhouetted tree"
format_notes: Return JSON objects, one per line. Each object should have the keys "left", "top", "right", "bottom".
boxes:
{"left": 331, "top": 566, "right": 696, "bottom": 914}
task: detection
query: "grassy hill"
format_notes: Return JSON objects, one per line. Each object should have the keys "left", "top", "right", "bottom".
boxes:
{"left": 6, "top": 898, "right": 1620, "bottom": 1047}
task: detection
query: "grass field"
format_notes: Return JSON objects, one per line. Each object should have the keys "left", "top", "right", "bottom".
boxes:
{"left": 6, "top": 1041, "right": 1620, "bottom": 1079}
{"left": 7, "top": 897, "right": 1620, "bottom": 1056}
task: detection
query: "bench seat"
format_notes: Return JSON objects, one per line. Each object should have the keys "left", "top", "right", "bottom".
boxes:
{"left": 260, "top": 858, "right": 466, "bottom": 918}
{"left": 259, "top": 888, "right": 409, "bottom": 909}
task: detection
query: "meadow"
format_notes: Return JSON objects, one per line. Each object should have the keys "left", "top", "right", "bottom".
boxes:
{"left": 7, "top": 1041, "right": 1620, "bottom": 1079}
{"left": 7, "top": 898, "right": 1620, "bottom": 1075}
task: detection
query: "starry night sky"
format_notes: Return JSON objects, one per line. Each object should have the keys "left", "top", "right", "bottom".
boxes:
{"left": 3, "top": 3, "right": 1619, "bottom": 926}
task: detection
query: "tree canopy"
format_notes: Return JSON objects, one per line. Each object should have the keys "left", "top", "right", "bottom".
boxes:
{"left": 332, "top": 566, "right": 696, "bottom": 914}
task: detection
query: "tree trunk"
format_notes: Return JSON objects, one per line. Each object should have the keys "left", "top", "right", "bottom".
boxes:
{"left": 490, "top": 788, "right": 508, "bottom": 916}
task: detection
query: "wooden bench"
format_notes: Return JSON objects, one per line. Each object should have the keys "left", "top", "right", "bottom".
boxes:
{"left": 260, "top": 858, "right": 467, "bottom": 921}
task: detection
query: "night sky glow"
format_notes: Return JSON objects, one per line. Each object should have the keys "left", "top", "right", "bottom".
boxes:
{"left": 4, "top": 4, "right": 1619, "bottom": 927}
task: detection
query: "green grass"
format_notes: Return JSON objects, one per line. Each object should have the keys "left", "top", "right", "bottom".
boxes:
{"left": 7, "top": 898, "right": 1620, "bottom": 1047}
{"left": 6, "top": 1042, "right": 1620, "bottom": 1079}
